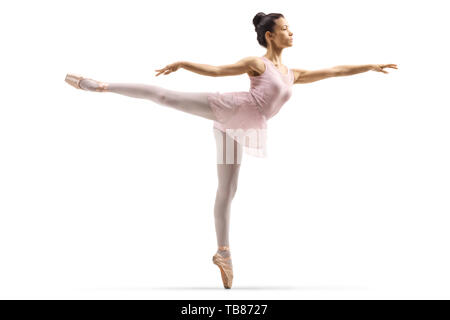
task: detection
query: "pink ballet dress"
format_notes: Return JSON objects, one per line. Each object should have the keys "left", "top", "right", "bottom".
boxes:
{"left": 207, "top": 56, "right": 294, "bottom": 157}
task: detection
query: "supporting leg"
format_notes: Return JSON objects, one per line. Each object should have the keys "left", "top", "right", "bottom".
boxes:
{"left": 213, "top": 128, "right": 243, "bottom": 258}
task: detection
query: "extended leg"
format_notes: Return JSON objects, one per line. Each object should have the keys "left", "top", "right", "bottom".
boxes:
{"left": 79, "top": 79, "right": 217, "bottom": 121}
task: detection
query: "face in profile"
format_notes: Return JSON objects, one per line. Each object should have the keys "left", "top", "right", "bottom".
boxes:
{"left": 269, "top": 17, "right": 294, "bottom": 48}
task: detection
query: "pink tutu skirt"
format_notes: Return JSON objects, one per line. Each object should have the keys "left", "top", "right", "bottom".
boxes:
{"left": 207, "top": 91, "right": 268, "bottom": 158}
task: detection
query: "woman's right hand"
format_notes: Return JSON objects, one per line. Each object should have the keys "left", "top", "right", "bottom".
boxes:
{"left": 155, "top": 61, "right": 183, "bottom": 76}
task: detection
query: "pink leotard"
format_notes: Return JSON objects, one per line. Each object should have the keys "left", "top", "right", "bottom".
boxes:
{"left": 207, "top": 56, "right": 294, "bottom": 157}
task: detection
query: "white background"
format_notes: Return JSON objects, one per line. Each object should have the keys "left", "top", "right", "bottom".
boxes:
{"left": 1, "top": 0, "right": 449, "bottom": 299}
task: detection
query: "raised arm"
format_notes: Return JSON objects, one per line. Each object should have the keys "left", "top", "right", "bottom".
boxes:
{"left": 292, "top": 63, "right": 398, "bottom": 84}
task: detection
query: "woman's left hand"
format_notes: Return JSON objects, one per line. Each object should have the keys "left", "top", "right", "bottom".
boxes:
{"left": 371, "top": 64, "right": 398, "bottom": 74}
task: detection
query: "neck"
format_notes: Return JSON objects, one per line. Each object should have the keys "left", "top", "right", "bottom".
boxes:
{"left": 264, "top": 47, "right": 284, "bottom": 65}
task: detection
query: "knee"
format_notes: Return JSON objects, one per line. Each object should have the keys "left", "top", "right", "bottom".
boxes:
{"left": 158, "top": 92, "right": 169, "bottom": 105}
{"left": 217, "top": 182, "right": 238, "bottom": 201}
{"left": 159, "top": 89, "right": 178, "bottom": 106}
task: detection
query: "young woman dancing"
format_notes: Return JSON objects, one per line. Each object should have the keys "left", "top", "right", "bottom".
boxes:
{"left": 64, "top": 12, "right": 397, "bottom": 289}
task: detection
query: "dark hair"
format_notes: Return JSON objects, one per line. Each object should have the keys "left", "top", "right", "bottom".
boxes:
{"left": 253, "top": 12, "right": 284, "bottom": 48}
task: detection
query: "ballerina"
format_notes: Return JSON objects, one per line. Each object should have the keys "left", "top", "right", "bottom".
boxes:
{"left": 64, "top": 12, "right": 397, "bottom": 289}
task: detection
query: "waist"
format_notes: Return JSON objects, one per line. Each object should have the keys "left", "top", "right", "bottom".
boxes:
{"left": 249, "top": 91, "right": 264, "bottom": 114}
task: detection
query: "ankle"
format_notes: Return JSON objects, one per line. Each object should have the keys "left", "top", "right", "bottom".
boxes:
{"left": 99, "top": 82, "right": 109, "bottom": 92}
{"left": 79, "top": 78, "right": 108, "bottom": 92}
{"left": 217, "top": 246, "right": 231, "bottom": 258}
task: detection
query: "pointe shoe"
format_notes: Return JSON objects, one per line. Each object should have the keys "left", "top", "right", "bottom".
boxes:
{"left": 212, "top": 247, "right": 233, "bottom": 289}
{"left": 64, "top": 73, "right": 108, "bottom": 92}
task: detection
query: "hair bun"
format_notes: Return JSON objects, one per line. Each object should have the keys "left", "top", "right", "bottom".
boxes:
{"left": 253, "top": 12, "right": 266, "bottom": 29}
{"left": 252, "top": 12, "right": 284, "bottom": 48}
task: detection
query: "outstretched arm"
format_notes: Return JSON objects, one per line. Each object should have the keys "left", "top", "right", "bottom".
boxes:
{"left": 155, "top": 61, "right": 216, "bottom": 77}
{"left": 155, "top": 57, "right": 256, "bottom": 77}
{"left": 292, "top": 63, "right": 398, "bottom": 84}
{"left": 179, "top": 61, "right": 218, "bottom": 77}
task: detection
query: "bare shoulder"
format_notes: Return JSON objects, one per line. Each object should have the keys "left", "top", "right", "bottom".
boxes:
{"left": 246, "top": 56, "right": 265, "bottom": 77}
